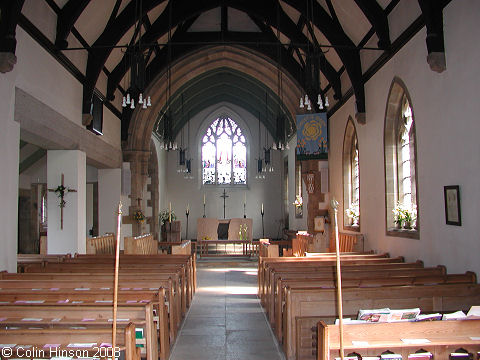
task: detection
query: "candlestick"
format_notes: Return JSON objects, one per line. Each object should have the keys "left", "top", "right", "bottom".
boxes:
{"left": 185, "top": 209, "right": 189, "bottom": 240}
{"left": 169, "top": 202, "right": 172, "bottom": 223}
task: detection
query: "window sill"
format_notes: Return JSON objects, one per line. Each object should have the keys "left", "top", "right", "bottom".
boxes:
{"left": 386, "top": 228, "right": 419, "bottom": 240}
{"left": 343, "top": 225, "right": 360, "bottom": 232}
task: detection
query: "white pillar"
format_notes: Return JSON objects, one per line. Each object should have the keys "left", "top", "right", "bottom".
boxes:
{"left": 0, "top": 92, "right": 20, "bottom": 272}
{"left": 98, "top": 168, "right": 122, "bottom": 236}
{"left": 47, "top": 150, "right": 86, "bottom": 254}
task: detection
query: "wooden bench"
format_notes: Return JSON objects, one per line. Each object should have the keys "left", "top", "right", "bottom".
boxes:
{"left": 317, "top": 319, "right": 480, "bottom": 360}
{"left": 259, "top": 255, "right": 408, "bottom": 305}
{"left": 0, "top": 304, "right": 157, "bottom": 360}
{"left": 268, "top": 265, "right": 447, "bottom": 326}
{"left": 124, "top": 234, "right": 158, "bottom": 255}
{"left": 86, "top": 234, "right": 115, "bottom": 254}
{"left": 0, "top": 322, "right": 139, "bottom": 360}
{"left": 283, "top": 283, "right": 480, "bottom": 360}
{"left": 0, "top": 275, "right": 178, "bottom": 345}
{"left": 274, "top": 272, "right": 476, "bottom": 344}
{"left": 172, "top": 240, "right": 192, "bottom": 255}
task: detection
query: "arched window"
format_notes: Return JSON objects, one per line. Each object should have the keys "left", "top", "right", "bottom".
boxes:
{"left": 343, "top": 117, "right": 360, "bottom": 229}
{"left": 384, "top": 78, "right": 418, "bottom": 237}
{"left": 202, "top": 116, "right": 247, "bottom": 185}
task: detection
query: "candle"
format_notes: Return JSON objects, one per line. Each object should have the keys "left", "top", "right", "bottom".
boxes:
{"left": 244, "top": 192, "right": 246, "bottom": 206}
{"left": 186, "top": 203, "right": 190, "bottom": 215}
{"left": 261, "top": 203, "right": 264, "bottom": 214}
{"left": 169, "top": 202, "right": 172, "bottom": 222}
{"left": 203, "top": 193, "right": 206, "bottom": 205}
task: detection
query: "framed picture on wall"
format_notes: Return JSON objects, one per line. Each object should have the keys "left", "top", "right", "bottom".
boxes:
{"left": 444, "top": 185, "right": 461, "bottom": 226}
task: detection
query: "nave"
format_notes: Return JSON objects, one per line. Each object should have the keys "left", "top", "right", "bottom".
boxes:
{"left": 170, "top": 259, "right": 284, "bottom": 360}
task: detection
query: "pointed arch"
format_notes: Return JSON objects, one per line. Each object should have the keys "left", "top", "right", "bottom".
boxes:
{"left": 384, "top": 77, "right": 419, "bottom": 238}
{"left": 343, "top": 116, "right": 360, "bottom": 230}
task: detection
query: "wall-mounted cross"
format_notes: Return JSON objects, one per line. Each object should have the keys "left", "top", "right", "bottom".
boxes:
{"left": 48, "top": 173, "right": 77, "bottom": 230}
{"left": 220, "top": 189, "right": 229, "bottom": 219}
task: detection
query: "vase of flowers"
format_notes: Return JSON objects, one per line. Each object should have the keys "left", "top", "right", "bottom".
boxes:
{"left": 239, "top": 224, "right": 248, "bottom": 241}
{"left": 159, "top": 209, "right": 176, "bottom": 226}
{"left": 345, "top": 204, "right": 360, "bottom": 226}
{"left": 133, "top": 210, "right": 146, "bottom": 223}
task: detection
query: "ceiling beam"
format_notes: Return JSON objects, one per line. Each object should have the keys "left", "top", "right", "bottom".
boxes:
{"left": 353, "top": 0, "right": 391, "bottom": 49}
{"left": 0, "top": 0, "right": 25, "bottom": 73}
{"left": 54, "top": 0, "right": 92, "bottom": 49}
{"left": 19, "top": 149, "right": 46, "bottom": 174}
{"left": 282, "top": 0, "right": 366, "bottom": 120}
{"left": 418, "top": 0, "right": 450, "bottom": 73}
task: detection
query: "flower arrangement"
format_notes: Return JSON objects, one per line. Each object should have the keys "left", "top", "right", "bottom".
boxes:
{"left": 159, "top": 209, "right": 176, "bottom": 225}
{"left": 345, "top": 204, "right": 360, "bottom": 225}
{"left": 238, "top": 224, "right": 248, "bottom": 241}
{"left": 293, "top": 195, "right": 303, "bottom": 208}
{"left": 133, "top": 210, "right": 146, "bottom": 223}
{"left": 53, "top": 185, "right": 67, "bottom": 208}
{"left": 393, "top": 202, "right": 417, "bottom": 228}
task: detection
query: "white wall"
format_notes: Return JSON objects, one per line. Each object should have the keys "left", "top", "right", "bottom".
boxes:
{"left": 164, "top": 103, "right": 284, "bottom": 240}
{"left": 47, "top": 150, "right": 86, "bottom": 255}
{"left": 329, "top": 1, "right": 480, "bottom": 276}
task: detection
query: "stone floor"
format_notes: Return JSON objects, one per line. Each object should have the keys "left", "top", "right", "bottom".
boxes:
{"left": 170, "top": 258, "right": 285, "bottom": 360}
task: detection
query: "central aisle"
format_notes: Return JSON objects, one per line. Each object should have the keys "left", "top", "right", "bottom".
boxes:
{"left": 170, "top": 259, "right": 285, "bottom": 360}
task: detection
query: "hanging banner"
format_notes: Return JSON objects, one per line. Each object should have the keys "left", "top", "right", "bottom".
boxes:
{"left": 296, "top": 113, "right": 328, "bottom": 159}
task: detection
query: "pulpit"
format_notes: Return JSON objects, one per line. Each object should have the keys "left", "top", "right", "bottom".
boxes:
{"left": 161, "top": 220, "right": 181, "bottom": 242}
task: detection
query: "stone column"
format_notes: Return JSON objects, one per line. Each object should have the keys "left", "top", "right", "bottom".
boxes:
{"left": 98, "top": 168, "right": 122, "bottom": 236}
{"left": 124, "top": 150, "right": 150, "bottom": 236}
{"left": 47, "top": 150, "right": 86, "bottom": 254}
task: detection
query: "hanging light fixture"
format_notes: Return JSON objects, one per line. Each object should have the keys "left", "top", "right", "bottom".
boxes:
{"left": 159, "top": 4, "right": 178, "bottom": 152}
{"left": 121, "top": 0, "right": 152, "bottom": 111}
{"left": 299, "top": 0, "right": 328, "bottom": 112}
{"left": 272, "top": 3, "right": 290, "bottom": 152}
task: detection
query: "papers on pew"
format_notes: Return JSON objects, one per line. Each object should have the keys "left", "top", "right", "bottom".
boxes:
{"left": 441, "top": 306, "right": 480, "bottom": 320}
{"left": 357, "top": 308, "right": 420, "bottom": 322}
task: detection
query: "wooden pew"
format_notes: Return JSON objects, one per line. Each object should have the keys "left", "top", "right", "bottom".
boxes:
{"left": 267, "top": 265, "right": 447, "bottom": 327}
{"left": 124, "top": 234, "right": 158, "bottom": 255}
{"left": 259, "top": 255, "right": 411, "bottom": 305}
{"left": 20, "top": 262, "right": 188, "bottom": 317}
{"left": 317, "top": 319, "right": 480, "bottom": 360}
{"left": 274, "top": 272, "right": 476, "bottom": 343}
{"left": 0, "top": 322, "right": 139, "bottom": 360}
{"left": 0, "top": 277, "right": 178, "bottom": 344}
{"left": 0, "top": 304, "right": 156, "bottom": 360}
{"left": 172, "top": 240, "right": 192, "bottom": 255}
{"left": 283, "top": 283, "right": 480, "bottom": 360}
{"left": 86, "top": 234, "right": 115, "bottom": 254}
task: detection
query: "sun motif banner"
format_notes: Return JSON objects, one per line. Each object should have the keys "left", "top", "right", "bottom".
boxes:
{"left": 296, "top": 113, "right": 328, "bottom": 159}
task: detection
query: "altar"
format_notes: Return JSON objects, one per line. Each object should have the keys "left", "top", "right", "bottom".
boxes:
{"left": 197, "top": 218, "right": 253, "bottom": 257}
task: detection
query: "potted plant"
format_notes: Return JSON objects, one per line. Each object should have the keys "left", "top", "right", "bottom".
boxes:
{"left": 393, "top": 202, "right": 417, "bottom": 229}
{"left": 345, "top": 204, "right": 360, "bottom": 226}
{"left": 392, "top": 202, "right": 405, "bottom": 229}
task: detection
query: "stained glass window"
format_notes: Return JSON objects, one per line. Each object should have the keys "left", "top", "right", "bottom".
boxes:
{"left": 202, "top": 117, "right": 247, "bottom": 185}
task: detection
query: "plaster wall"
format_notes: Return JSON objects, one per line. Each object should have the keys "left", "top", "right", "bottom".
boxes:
{"left": 328, "top": 1, "right": 480, "bottom": 276}
{"left": 164, "top": 103, "right": 284, "bottom": 240}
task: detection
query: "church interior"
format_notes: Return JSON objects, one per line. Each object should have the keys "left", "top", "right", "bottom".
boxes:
{"left": 1, "top": 0, "right": 480, "bottom": 359}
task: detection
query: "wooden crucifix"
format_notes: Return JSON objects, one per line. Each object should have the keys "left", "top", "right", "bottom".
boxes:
{"left": 48, "top": 173, "right": 77, "bottom": 230}
{"left": 220, "top": 189, "right": 229, "bottom": 219}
